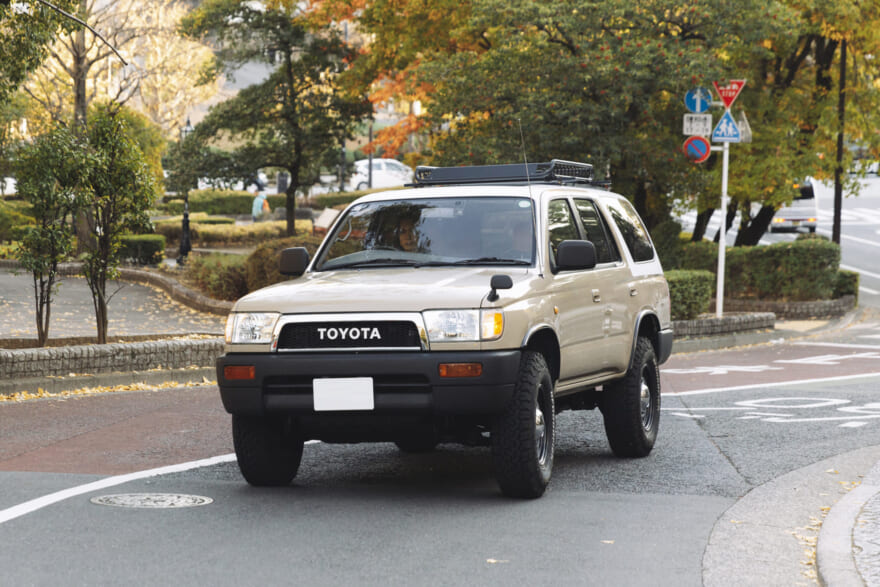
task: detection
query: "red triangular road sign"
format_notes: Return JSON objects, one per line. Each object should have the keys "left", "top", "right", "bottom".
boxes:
{"left": 713, "top": 79, "right": 746, "bottom": 109}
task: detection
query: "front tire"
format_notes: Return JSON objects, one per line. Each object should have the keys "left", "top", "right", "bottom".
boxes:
{"left": 602, "top": 337, "right": 660, "bottom": 457}
{"left": 491, "top": 351, "right": 555, "bottom": 498}
{"left": 232, "top": 415, "right": 304, "bottom": 486}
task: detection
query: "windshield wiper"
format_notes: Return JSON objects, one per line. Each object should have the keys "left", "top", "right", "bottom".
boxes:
{"left": 324, "top": 258, "right": 422, "bottom": 270}
{"left": 452, "top": 257, "right": 531, "bottom": 266}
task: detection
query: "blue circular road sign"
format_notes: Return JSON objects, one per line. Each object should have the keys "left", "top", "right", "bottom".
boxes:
{"left": 685, "top": 87, "right": 713, "bottom": 114}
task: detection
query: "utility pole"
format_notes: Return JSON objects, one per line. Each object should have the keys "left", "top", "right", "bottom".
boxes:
{"left": 832, "top": 39, "right": 847, "bottom": 245}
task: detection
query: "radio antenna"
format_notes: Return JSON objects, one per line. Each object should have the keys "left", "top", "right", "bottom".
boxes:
{"left": 516, "top": 118, "right": 532, "bottom": 193}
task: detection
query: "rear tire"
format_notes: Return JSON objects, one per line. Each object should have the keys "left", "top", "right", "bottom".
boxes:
{"left": 602, "top": 337, "right": 660, "bottom": 457}
{"left": 491, "top": 351, "right": 554, "bottom": 498}
{"left": 232, "top": 415, "right": 304, "bottom": 486}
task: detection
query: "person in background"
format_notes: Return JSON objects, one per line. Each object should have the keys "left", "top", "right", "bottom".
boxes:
{"left": 251, "top": 188, "right": 269, "bottom": 222}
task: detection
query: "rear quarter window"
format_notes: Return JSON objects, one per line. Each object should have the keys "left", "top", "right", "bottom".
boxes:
{"left": 606, "top": 199, "right": 655, "bottom": 262}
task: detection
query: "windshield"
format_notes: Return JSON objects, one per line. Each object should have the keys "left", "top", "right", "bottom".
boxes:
{"left": 315, "top": 197, "right": 536, "bottom": 271}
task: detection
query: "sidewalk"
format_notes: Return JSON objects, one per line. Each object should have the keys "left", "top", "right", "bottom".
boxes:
{"left": 1, "top": 264, "right": 879, "bottom": 585}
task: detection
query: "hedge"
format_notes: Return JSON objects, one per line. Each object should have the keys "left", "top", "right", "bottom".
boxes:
{"left": 834, "top": 269, "right": 859, "bottom": 301}
{"left": 674, "top": 238, "right": 841, "bottom": 302}
{"left": 184, "top": 253, "right": 250, "bottom": 301}
{"left": 0, "top": 200, "right": 34, "bottom": 243}
{"left": 244, "top": 234, "right": 326, "bottom": 292}
{"left": 666, "top": 270, "right": 714, "bottom": 320}
{"left": 174, "top": 233, "right": 326, "bottom": 301}
{"left": 154, "top": 219, "right": 312, "bottom": 246}
{"left": 119, "top": 234, "right": 166, "bottom": 265}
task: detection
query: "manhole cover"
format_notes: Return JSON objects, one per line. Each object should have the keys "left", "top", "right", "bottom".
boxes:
{"left": 90, "top": 493, "right": 213, "bottom": 509}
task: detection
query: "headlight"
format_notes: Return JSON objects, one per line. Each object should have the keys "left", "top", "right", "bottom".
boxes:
{"left": 225, "top": 313, "right": 279, "bottom": 344}
{"left": 423, "top": 310, "right": 504, "bottom": 342}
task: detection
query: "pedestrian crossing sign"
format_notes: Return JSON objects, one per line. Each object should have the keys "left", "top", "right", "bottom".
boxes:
{"left": 712, "top": 110, "right": 741, "bottom": 143}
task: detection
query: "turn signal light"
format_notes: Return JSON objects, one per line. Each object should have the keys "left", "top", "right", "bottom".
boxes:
{"left": 224, "top": 365, "right": 255, "bottom": 380}
{"left": 438, "top": 363, "right": 483, "bottom": 378}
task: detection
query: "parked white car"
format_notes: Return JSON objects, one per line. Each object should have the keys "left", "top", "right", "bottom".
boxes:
{"left": 348, "top": 158, "right": 414, "bottom": 191}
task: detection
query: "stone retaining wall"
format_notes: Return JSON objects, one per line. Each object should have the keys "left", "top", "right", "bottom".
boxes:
{"left": 721, "top": 295, "right": 856, "bottom": 320}
{"left": 0, "top": 338, "right": 224, "bottom": 379}
{"left": 673, "top": 312, "right": 776, "bottom": 338}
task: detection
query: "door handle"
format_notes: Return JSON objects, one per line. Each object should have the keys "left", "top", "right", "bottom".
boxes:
{"left": 630, "top": 287, "right": 638, "bottom": 297}
{"left": 592, "top": 289, "right": 601, "bottom": 303}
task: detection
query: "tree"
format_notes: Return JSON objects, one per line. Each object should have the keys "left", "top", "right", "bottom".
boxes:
{"left": 14, "top": 125, "right": 89, "bottom": 346}
{"left": 179, "top": 0, "right": 371, "bottom": 236}
{"left": 328, "top": 0, "right": 880, "bottom": 245}
{"left": 24, "top": 0, "right": 218, "bottom": 133}
{"left": 80, "top": 105, "right": 157, "bottom": 344}
{"left": 410, "top": 1, "right": 792, "bottom": 226}
{"left": 312, "top": 0, "right": 479, "bottom": 158}
{"left": 689, "top": 0, "right": 880, "bottom": 245}
{"left": 0, "top": 0, "right": 76, "bottom": 105}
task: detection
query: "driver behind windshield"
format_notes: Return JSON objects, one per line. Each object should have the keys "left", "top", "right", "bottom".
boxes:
{"left": 396, "top": 216, "right": 420, "bottom": 252}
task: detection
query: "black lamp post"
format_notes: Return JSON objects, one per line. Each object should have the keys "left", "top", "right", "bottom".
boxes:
{"left": 177, "top": 117, "right": 194, "bottom": 265}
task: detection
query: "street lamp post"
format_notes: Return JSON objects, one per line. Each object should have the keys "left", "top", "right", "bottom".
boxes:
{"left": 177, "top": 117, "right": 194, "bottom": 266}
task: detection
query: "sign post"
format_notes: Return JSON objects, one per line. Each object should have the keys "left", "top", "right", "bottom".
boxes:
{"left": 709, "top": 79, "right": 746, "bottom": 317}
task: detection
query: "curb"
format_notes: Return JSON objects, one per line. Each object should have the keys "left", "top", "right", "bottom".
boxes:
{"left": 0, "top": 367, "right": 218, "bottom": 397}
{"left": 818, "top": 456, "right": 880, "bottom": 587}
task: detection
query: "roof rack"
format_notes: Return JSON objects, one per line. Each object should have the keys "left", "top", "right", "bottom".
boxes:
{"left": 412, "top": 159, "right": 595, "bottom": 187}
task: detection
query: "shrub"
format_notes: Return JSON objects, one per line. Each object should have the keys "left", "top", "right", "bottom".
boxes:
{"left": 119, "top": 234, "right": 166, "bottom": 265}
{"left": 739, "top": 239, "right": 839, "bottom": 301}
{"left": 154, "top": 217, "right": 312, "bottom": 246}
{"left": 0, "top": 200, "right": 34, "bottom": 243}
{"left": 677, "top": 238, "right": 841, "bottom": 302}
{"left": 312, "top": 192, "right": 363, "bottom": 208}
{"left": 185, "top": 254, "right": 249, "bottom": 301}
{"left": 834, "top": 269, "right": 859, "bottom": 301}
{"left": 245, "top": 233, "right": 325, "bottom": 292}
{"left": 678, "top": 240, "right": 717, "bottom": 272}
{"left": 666, "top": 270, "right": 714, "bottom": 320}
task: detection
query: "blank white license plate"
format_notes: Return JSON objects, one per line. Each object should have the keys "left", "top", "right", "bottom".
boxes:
{"left": 313, "top": 377, "right": 374, "bottom": 411}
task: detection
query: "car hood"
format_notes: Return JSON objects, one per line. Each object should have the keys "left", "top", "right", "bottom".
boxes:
{"left": 232, "top": 267, "right": 533, "bottom": 314}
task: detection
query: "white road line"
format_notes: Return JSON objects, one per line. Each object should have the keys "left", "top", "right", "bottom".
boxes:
{"left": 816, "top": 226, "right": 880, "bottom": 248}
{"left": 0, "top": 453, "right": 238, "bottom": 525}
{"left": 664, "top": 372, "right": 880, "bottom": 396}
{"left": 794, "top": 341, "right": 880, "bottom": 350}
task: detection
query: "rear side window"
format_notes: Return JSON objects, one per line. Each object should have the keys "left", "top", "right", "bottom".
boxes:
{"left": 574, "top": 199, "right": 620, "bottom": 264}
{"left": 607, "top": 199, "right": 655, "bottom": 262}
{"left": 547, "top": 199, "right": 579, "bottom": 264}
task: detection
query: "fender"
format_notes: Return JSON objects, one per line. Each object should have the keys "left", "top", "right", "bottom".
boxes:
{"left": 628, "top": 311, "right": 674, "bottom": 370}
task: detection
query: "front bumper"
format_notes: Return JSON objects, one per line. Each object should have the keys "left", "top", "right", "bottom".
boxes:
{"left": 216, "top": 350, "right": 521, "bottom": 417}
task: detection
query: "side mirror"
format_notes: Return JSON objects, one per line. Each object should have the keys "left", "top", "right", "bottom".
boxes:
{"left": 487, "top": 274, "right": 513, "bottom": 302}
{"left": 556, "top": 240, "right": 597, "bottom": 271}
{"left": 279, "top": 247, "right": 310, "bottom": 276}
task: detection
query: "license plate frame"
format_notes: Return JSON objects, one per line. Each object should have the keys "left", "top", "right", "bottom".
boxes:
{"left": 313, "top": 377, "right": 375, "bottom": 411}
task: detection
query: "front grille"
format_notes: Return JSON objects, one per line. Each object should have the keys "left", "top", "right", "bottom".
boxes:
{"left": 276, "top": 321, "right": 421, "bottom": 350}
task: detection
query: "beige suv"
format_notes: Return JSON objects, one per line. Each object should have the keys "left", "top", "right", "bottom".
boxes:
{"left": 217, "top": 160, "right": 673, "bottom": 498}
